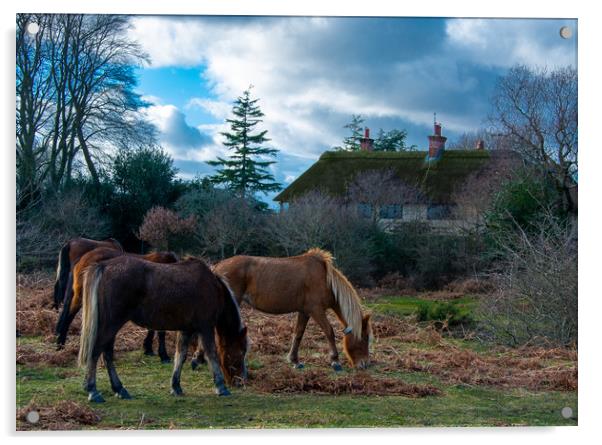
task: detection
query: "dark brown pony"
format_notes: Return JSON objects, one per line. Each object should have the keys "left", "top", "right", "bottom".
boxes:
{"left": 78, "top": 256, "right": 248, "bottom": 402}
{"left": 55, "top": 247, "right": 178, "bottom": 363}
{"left": 53, "top": 237, "right": 123, "bottom": 309}
{"left": 194, "top": 248, "right": 371, "bottom": 371}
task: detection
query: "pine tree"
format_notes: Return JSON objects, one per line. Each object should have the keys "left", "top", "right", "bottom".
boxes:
{"left": 207, "top": 88, "right": 281, "bottom": 198}
{"left": 334, "top": 114, "right": 364, "bottom": 151}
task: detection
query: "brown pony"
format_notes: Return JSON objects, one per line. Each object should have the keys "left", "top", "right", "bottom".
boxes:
{"left": 55, "top": 247, "right": 178, "bottom": 363}
{"left": 194, "top": 248, "right": 371, "bottom": 371}
{"left": 78, "top": 256, "right": 248, "bottom": 402}
{"left": 53, "top": 237, "right": 123, "bottom": 309}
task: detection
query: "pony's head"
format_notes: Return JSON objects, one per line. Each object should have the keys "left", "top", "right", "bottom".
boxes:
{"left": 217, "top": 326, "right": 249, "bottom": 387}
{"left": 342, "top": 314, "right": 372, "bottom": 369}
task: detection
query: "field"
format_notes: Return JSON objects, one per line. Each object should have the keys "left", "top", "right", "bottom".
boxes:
{"left": 16, "top": 273, "right": 577, "bottom": 430}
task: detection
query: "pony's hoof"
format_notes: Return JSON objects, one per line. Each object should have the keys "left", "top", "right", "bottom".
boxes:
{"left": 217, "top": 387, "right": 231, "bottom": 396}
{"left": 88, "top": 392, "right": 105, "bottom": 403}
{"left": 292, "top": 362, "right": 304, "bottom": 369}
{"left": 331, "top": 362, "right": 343, "bottom": 372}
{"left": 143, "top": 350, "right": 155, "bottom": 356}
{"left": 56, "top": 343, "right": 64, "bottom": 351}
{"left": 170, "top": 388, "right": 184, "bottom": 397}
{"left": 191, "top": 360, "right": 199, "bottom": 371}
{"left": 160, "top": 358, "right": 171, "bottom": 364}
{"left": 115, "top": 388, "right": 132, "bottom": 399}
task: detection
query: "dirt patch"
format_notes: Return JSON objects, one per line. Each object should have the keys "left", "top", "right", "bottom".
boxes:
{"left": 17, "top": 400, "right": 101, "bottom": 430}
{"left": 380, "top": 344, "right": 577, "bottom": 391}
{"left": 250, "top": 363, "right": 440, "bottom": 397}
{"left": 444, "top": 277, "right": 494, "bottom": 295}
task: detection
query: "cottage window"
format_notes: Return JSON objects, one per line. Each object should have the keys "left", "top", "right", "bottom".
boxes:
{"left": 357, "top": 203, "right": 372, "bottom": 218}
{"left": 427, "top": 204, "right": 452, "bottom": 220}
{"left": 379, "top": 204, "right": 403, "bottom": 219}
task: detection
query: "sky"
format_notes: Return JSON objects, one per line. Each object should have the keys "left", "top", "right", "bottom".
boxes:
{"left": 128, "top": 16, "right": 577, "bottom": 203}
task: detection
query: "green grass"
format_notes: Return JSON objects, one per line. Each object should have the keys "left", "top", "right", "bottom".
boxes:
{"left": 365, "top": 294, "right": 478, "bottom": 322}
{"left": 17, "top": 353, "right": 577, "bottom": 429}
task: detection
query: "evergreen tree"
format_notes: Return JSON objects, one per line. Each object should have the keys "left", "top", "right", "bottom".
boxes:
{"left": 373, "top": 129, "right": 416, "bottom": 152}
{"left": 207, "top": 88, "right": 281, "bottom": 198}
{"left": 334, "top": 114, "right": 364, "bottom": 151}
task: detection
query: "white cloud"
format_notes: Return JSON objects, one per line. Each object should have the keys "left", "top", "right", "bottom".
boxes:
{"left": 129, "top": 16, "right": 577, "bottom": 179}
{"left": 445, "top": 19, "right": 577, "bottom": 69}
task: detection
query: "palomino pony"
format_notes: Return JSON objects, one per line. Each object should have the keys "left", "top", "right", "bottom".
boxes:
{"left": 53, "top": 237, "right": 123, "bottom": 309}
{"left": 78, "top": 256, "right": 248, "bottom": 402}
{"left": 55, "top": 247, "right": 178, "bottom": 363}
{"left": 193, "top": 248, "right": 371, "bottom": 371}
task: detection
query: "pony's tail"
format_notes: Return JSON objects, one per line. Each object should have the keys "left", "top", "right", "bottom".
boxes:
{"left": 78, "top": 264, "right": 104, "bottom": 368}
{"left": 325, "top": 260, "right": 363, "bottom": 341}
{"left": 53, "top": 242, "right": 71, "bottom": 309}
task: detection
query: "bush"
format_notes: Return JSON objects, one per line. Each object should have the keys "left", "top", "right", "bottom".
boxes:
{"left": 137, "top": 206, "right": 198, "bottom": 253}
{"left": 416, "top": 301, "right": 473, "bottom": 326}
{"left": 478, "top": 215, "right": 577, "bottom": 347}
{"left": 266, "top": 191, "right": 376, "bottom": 285}
{"left": 16, "top": 189, "right": 110, "bottom": 270}
{"left": 109, "top": 147, "right": 180, "bottom": 245}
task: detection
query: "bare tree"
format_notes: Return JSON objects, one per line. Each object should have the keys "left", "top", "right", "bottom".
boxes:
{"left": 16, "top": 14, "right": 155, "bottom": 208}
{"left": 268, "top": 191, "right": 342, "bottom": 255}
{"left": 346, "top": 169, "right": 425, "bottom": 225}
{"left": 452, "top": 150, "right": 522, "bottom": 222}
{"left": 489, "top": 65, "right": 577, "bottom": 214}
{"left": 479, "top": 213, "right": 577, "bottom": 347}
{"left": 201, "top": 198, "right": 259, "bottom": 259}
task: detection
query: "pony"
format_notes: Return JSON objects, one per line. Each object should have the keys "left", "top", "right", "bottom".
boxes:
{"left": 193, "top": 248, "right": 371, "bottom": 371}
{"left": 55, "top": 247, "right": 178, "bottom": 363}
{"left": 78, "top": 255, "right": 248, "bottom": 402}
{"left": 53, "top": 237, "right": 123, "bottom": 309}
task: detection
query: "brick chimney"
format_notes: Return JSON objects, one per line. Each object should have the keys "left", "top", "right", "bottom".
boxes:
{"left": 360, "top": 128, "right": 374, "bottom": 152}
{"left": 428, "top": 122, "right": 447, "bottom": 159}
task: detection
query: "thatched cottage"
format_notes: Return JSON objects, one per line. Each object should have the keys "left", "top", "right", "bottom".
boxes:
{"left": 275, "top": 123, "right": 514, "bottom": 230}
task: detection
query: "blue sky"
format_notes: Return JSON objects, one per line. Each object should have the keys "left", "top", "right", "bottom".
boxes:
{"left": 128, "top": 16, "right": 577, "bottom": 203}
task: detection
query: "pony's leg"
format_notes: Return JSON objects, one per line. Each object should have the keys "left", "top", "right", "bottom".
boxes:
{"left": 103, "top": 338, "right": 131, "bottom": 399}
{"left": 83, "top": 348, "right": 105, "bottom": 403}
{"left": 157, "top": 331, "right": 171, "bottom": 363}
{"left": 191, "top": 333, "right": 206, "bottom": 370}
{"left": 170, "top": 331, "right": 191, "bottom": 396}
{"left": 311, "top": 310, "right": 343, "bottom": 371}
{"left": 56, "top": 309, "right": 78, "bottom": 349}
{"left": 55, "top": 273, "right": 75, "bottom": 348}
{"left": 287, "top": 312, "right": 310, "bottom": 369}
{"left": 143, "top": 330, "right": 155, "bottom": 356}
{"left": 199, "top": 328, "right": 230, "bottom": 396}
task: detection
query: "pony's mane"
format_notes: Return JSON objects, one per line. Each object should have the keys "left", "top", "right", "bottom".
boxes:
{"left": 304, "top": 248, "right": 333, "bottom": 263}
{"left": 181, "top": 255, "right": 211, "bottom": 266}
{"left": 215, "top": 273, "right": 244, "bottom": 334}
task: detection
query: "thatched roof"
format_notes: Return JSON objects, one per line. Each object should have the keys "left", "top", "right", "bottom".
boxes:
{"left": 274, "top": 149, "right": 491, "bottom": 204}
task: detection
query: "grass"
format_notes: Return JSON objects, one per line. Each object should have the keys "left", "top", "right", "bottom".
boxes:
{"left": 17, "top": 352, "right": 577, "bottom": 429}
{"left": 365, "top": 294, "right": 478, "bottom": 322}
{"left": 16, "top": 277, "right": 577, "bottom": 430}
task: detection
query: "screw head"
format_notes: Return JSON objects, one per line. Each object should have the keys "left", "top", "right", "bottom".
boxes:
{"left": 26, "top": 22, "right": 40, "bottom": 35}
{"left": 559, "top": 26, "right": 572, "bottom": 39}
{"left": 561, "top": 406, "right": 573, "bottom": 419}
{"left": 26, "top": 410, "right": 40, "bottom": 424}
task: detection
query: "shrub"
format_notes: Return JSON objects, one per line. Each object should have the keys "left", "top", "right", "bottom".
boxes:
{"left": 16, "top": 189, "right": 110, "bottom": 270}
{"left": 416, "top": 301, "right": 473, "bottom": 326}
{"left": 478, "top": 215, "right": 577, "bottom": 347}
{"left": 137, "top": 206, "right": 198, "bottom": 253}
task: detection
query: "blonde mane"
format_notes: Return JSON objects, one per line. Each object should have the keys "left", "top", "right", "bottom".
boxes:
{"left": 305, "top": 248, "right": 363, "bottom": 340}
